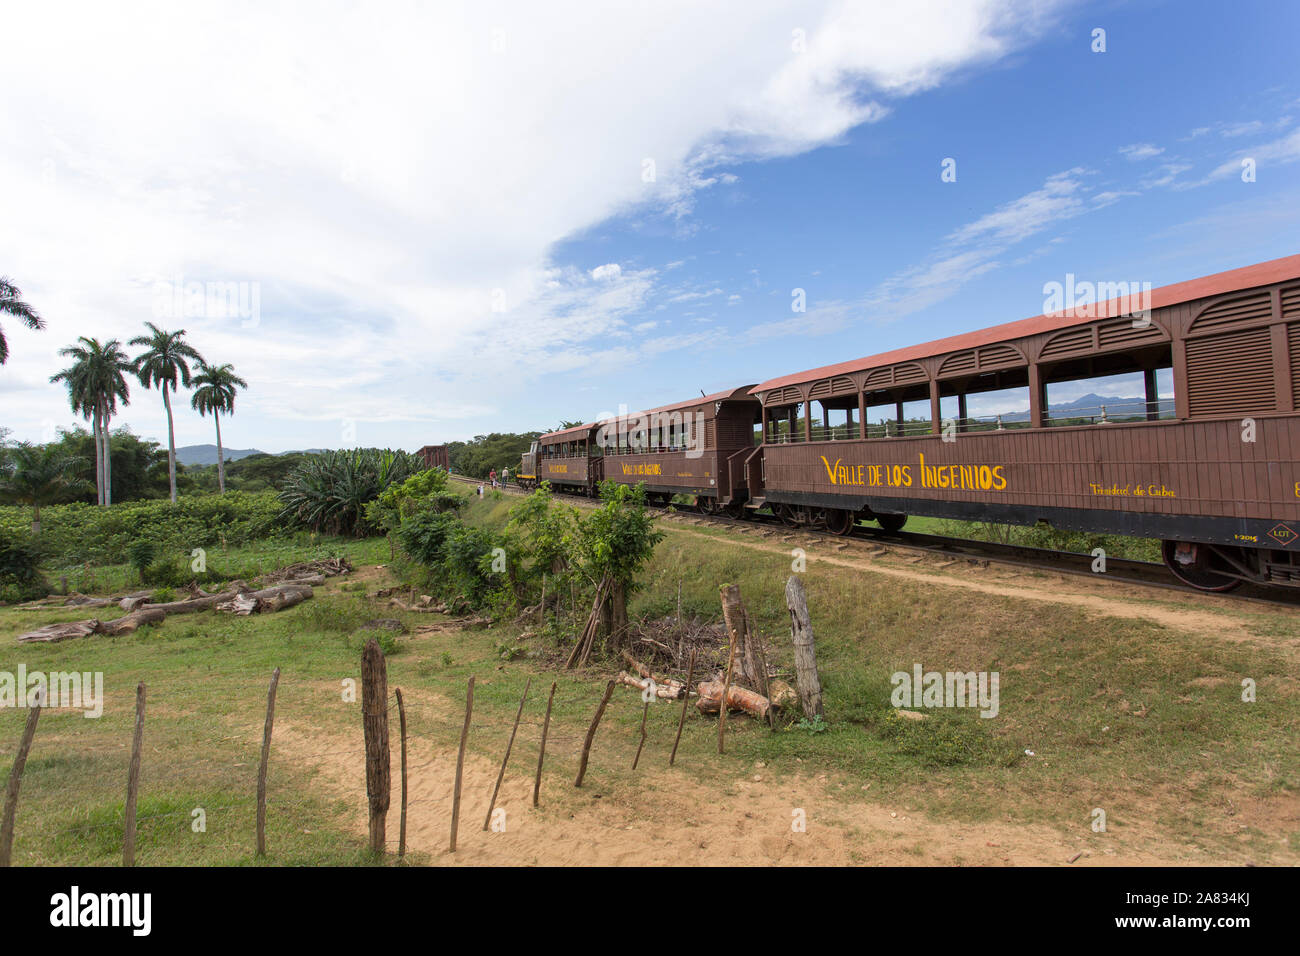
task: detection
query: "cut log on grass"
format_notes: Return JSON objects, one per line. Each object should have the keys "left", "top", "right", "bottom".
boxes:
{"left": 615, "top": 671, "right": 685, "bottom": 700}
{"left": 16, "top": 608, "right": 165, "bottom": 644}
{"left": 216, "top": 584, "right": 313, "bottom": 616}
{"left": 102, "top": 609, "right": 166, "bottom": 635}
{"left": 695, "top": 679, "right": 771, "bottom": 720}
{"left": 14, "top": 584, "right": 308, "bottom": 642}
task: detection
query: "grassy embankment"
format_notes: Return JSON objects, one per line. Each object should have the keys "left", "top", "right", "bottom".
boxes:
{"left": 0, "top": 487, "right": 1296, "bottom": 864}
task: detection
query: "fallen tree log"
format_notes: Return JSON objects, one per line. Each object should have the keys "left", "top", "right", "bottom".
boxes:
{"left": 216, "top": 585, "right": 313, "bottom": 616}
{"left": 17, "top": 608, "right": 166, "bottom": 644}
{"left": 695, "top": 679, "right": 770, "bottom": 719}
{"left": 615, "top": 671, "right": 685, "bottom": 700}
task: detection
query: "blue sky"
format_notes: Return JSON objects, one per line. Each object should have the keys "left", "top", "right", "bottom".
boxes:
{"left": 3, "top": 0, "right": 1298, "bottom": 450}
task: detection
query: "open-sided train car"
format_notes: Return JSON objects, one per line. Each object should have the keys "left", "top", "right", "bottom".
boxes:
{"left": 594, "top": 386, "right": 762, "bottom": 512}
{"left": 748, "top": 254, "right": 1300, "bottom": 591}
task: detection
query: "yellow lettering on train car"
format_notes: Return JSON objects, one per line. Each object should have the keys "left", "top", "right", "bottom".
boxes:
{"left": 547, "top": 463, "right": 568, "bottom": 474}
{"left": 916, "top": 454, "right": 1005, "bottom": 491}
{"left": 620, "top": 463, "right": 663, "bottom": 476}
{"left": 820, "top": 457, "right": 866, "bottom": 486}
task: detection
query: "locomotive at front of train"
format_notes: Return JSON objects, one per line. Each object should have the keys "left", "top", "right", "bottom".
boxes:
{"left": 750, "top": 254, "right": 1300, "bottom": 591}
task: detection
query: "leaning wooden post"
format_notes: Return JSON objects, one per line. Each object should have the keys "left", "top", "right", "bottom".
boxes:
{"left": 574, "top": 680, "right": 615, "bottom": 788}
{"left": 720, "top": 584, "right": 759, "bottom": 691}
{"left": 717, "top": 623, "right": 738, "bottom": 754}
{"left": 449, "top": 676, "right": 474, "bottom": 852}
{"left": 631, "top": 699, "right": 650, "bottom": 770}
{"left": 0, "top": 695, "right": 42, "bottom": 867}
{"left": 395, "top": 687, "right": 408, "bottom": 858}
{"left": 123, "top": 682, "right": 146, "bottom": 867}
{"left": 483, "top": 678, "right": 531, "bottom": 830}
{"left": 785, "top": 576, "right": 824, "bottom": 717}
{"left": 669, "top": 649, "right": 696, "bottom": 766}
{"left": 753, "top": 628, "right": 776, "bottom": 731}
{"left": 256, "top": 667, "right": 281, "bottom": 857}
{"left": 533, "top": 681, "right": 556, "bottom": 808}
{"left": 361, "top": 638, "right": 390, "bottom": 856}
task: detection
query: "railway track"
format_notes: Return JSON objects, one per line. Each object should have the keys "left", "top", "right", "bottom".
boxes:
{"left": 449, "top": 475, "right": 1300, "bottom": 611}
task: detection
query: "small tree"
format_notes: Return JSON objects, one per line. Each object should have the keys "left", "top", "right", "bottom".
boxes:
{"left": 505, "top": 481, "right": 575, "bottom": 580}
{"left": 571, "top": 481, "right": 664, "bottom": 653}
{"left": 0, "top": 443, "right": 89, "bottom": 534}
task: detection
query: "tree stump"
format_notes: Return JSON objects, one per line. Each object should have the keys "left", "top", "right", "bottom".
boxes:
{"left": 785, "top": 576, "right": 823, "bottom": 718}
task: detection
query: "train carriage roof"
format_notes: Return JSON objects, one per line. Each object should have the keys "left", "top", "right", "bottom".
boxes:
{"left": 593, "top": 384, "right": 758, "bottom": 428}
{"left": 538, "top": 423, "right": 598, "bottom": 442}
{"left": 751, "top": 253, "right": 1300, "bottom": 396}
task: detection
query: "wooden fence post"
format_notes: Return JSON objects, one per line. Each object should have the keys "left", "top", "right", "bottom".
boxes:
{"left": 632, "top": 699, "right": 649, "bottom": 770}
{"left": 449, "top": 675, "right": 474, "bottom": 852}
{"left": 123, "top": 682, "right": 146, "bottom": 866}
{"left": 785, "top": 576, "right": 824, "bottom": 717}
{"left": 361, "top": 638, "right": 390, "bottom": 856}
{"left": 0, "top": 697, "right": 42, "bottom": 867}
{"left": 574, "top": 680, "right": 615, "bottom": 788}
{"left": 395, "top": 687, "right": 408, "bottom": 858}
{"left": 669, "top": 649, "right": 696, "bottom": 766}
{"left": 483, "top": 678, "right": 530, "bottom": 831}
{"left": 533, "top": 681, "right": 556, "bottom": 808}
{"left": 717, "top": 623, "right": 738, "bottom": 754}
{"left": 256, "top": 667, "right": 281, "bottom": 857}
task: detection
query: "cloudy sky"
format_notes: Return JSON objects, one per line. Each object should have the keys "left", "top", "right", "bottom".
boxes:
{"left": 3, "top": 0, "right": 1299, "bottom": 451}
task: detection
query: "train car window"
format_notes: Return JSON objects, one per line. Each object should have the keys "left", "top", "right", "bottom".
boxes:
{"left": 956, "top": 385, "right": 1033, "bottom": 431}
{"left": 764, "top": 402, "right": 806, "bottom": 443}
{"left": 1043, "top": 368, "right": 1174, "bottom": 425}
{"left": 809, "top": 399, "right": 857, "bottom": 441}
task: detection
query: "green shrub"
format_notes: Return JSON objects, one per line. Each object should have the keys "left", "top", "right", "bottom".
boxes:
{"left": 0, "top": 530, "right": 47, "bottom": 602}
{"left": 0, "top": 491, "right": 283, "bottom": 567}
{"left": 278, "top": 449, "right": 425, "bottom": 536}
{"left": 127, "top": 539, "right": 156, "bottom": 582}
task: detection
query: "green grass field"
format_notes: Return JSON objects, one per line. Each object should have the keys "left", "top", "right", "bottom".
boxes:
{"left": 1, "top": 491, "right": 1296, "bottom": 865}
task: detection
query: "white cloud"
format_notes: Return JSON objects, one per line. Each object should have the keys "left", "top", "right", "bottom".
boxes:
{"left": 0, "top": 0, "right": 1065, "bottom": 447}
{"left": 1118, "top": 143, "right": 1164, "bottom": 161}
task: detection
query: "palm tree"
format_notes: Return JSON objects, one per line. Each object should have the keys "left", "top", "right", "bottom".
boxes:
{"left": 191, "top": 362, "right": 248, "bottom": 493}
{"left": 0, "top": 277, "right": 45, "bottom": 365}
{"left": 130, "top": 323, "right": 204, "bottom": 503}
{"left": 0, "top": 443, "right": 89, "bottom": 534}
{"left": 50, "top": 337, "right": 132, "bottom": 505}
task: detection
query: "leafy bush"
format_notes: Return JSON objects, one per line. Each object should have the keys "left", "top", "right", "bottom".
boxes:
{"left": 127, "top": 539, "right": 156, "bottom": 582}
{"left": 0, "top": 530, "right": 47, "bottom": 602}
{"left": 364, "top": 467, "right": 459, "bottom": 538}
{"left": 278, "top": 449, "right": 425, "bottom": 536}
{"left": 0, "top": 491, "right": 283, "bottom": 567}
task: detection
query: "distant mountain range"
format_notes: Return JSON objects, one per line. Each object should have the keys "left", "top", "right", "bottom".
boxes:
{"left": 998, "top": 392, "right": 1172, "bottom": 422}
{"left": 175, "top": 445, "right": 267, "bottom": 466}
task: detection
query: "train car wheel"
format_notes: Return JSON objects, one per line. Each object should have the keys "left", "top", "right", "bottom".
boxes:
{"left": 776, "top": 503, "right": 799, "bottom": 528}
{"left": 875, "top": 513, "right": 907, "bottom": 533}
{"left": 824, "top": 509, "right": 855, "bottom": 536}
{"left": 1161, "top": 540, "right": 1243, "bottom": 592}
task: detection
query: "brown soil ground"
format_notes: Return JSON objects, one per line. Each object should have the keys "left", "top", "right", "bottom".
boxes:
{"left": 276, "top": 719, "right": 1208, "bottom": 866}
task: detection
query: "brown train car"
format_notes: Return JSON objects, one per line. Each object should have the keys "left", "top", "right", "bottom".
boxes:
{"left": 416, "top": 444, "right": 449, "bottom": 470}
{"left": 521, "top": 422, "right": 600, "bottom": 494}
{"left": 750, "top": 254, "right": 1300, "bottom": 591}
{"left": 594, "top": 386, "right": 762, "bottom": 512}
